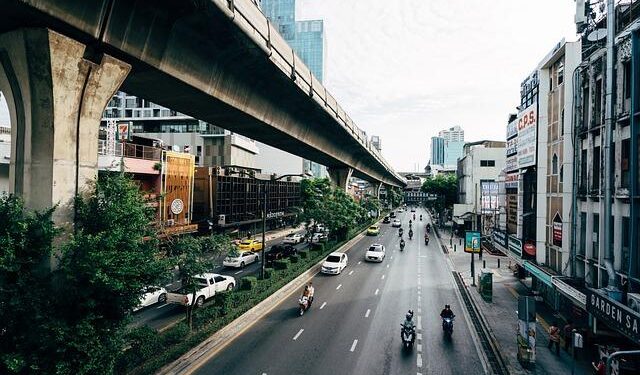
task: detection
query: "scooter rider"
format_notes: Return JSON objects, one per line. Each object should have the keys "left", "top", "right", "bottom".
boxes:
{"left": 408, "top": 228, "right": 414, "bottom": 239}
{"left": 440, "top": 304, "right": 455, "bottom": 328}
{"left": 419, "top": 214, "right": 423, "bottom": 221}
{"left": 399, "top": 227, "right": 404, "bottom": 237}
{"left": 424, "top": 232, "right": 430, "bottom": 244}
{"left": 400, "top": 238, "right": 406, "bottom": 250}
{"left": 402, "top": 310, "right": 415, "bottom": 331}
{"left": 306, "top": 282, "right": 315, "bottom": 307}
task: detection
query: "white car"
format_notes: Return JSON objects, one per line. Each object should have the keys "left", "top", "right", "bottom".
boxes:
{"left": 321, "top": 252, "right": 348, "bottom": 275}
{"left": 392, "top": 219, "right": 402, "bottom": 227}
{"left": 283, "top": 233, "right": 304, "bottom": 244}
{"left": 311, "top": 232, "right": 328, "bottom": 243}
{"left": 166, "top": 273, "right": 235, "bottom": 307}
{"left": 134, "top": 286, "right": 167, "bottom": 311}
{"left": 223, "top": 251, "right": 259, "bottom": 268}
{"left": 365, "top": 244, "right": 386, "bottom": 262}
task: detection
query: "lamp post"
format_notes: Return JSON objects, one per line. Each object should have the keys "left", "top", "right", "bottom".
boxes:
{"left": 228, "top": 170, "right": 310, "bottom": 279}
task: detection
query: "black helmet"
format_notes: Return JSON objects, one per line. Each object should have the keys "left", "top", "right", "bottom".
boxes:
{"left": 406, "top": 310, "right": 414, "bottom": 320}
{"left": 445, "top": 304, "right": 450, "bottom": 309}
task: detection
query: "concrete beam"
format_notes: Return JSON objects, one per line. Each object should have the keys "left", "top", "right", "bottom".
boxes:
{"left": 328, "top": 167, "right": 353, "bottom": 192}
{"left": 0, "top": 28, "right": 130, "bottom": 226}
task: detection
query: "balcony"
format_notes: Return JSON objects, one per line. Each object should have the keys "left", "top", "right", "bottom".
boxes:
{"left": 98, "top": 140, "right": 161, "bottom": 175}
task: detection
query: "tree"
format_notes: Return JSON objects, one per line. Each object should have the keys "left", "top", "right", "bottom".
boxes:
{"left": 421, "top": 174, "right": 458, "bottom": 211}
{"left": 360, "top": 196, "right": 381, "bottom": 218}
{"left": 387, "top": 187, "right": 403, "bottom": 208}
{"left": 166, "top": 235, "right": 228, "bottom": 329}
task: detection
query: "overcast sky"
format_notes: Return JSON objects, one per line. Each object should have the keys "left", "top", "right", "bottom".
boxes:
{"left": 298, "top": 0, "right": 577, "bottom": 172}
{"left": 0, "top": 1, "right": 577, "bottom": 172}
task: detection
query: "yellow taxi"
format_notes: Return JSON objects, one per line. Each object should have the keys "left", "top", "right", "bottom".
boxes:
{"left": 237, "top": 239, "right": 264, "bottom": 252}
{"left": 367, "top": 225, "right": 380, "bottom": 236}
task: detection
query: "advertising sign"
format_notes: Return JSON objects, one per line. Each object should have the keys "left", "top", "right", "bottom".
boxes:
{"left": 506, "top": 137, "right": 518, "bottom": 156}
{"left": 552, "top": 213, "right": 562, "bottom": 247}
{"left": 507, "top": 119, "right": 518, "bottom": 140}
{"left": 117, "top": 122, "right": 131, "bottom": 141}
{"left": 465, "top": 231, "right": 481, "bottom": 253}
{"left": 505, "top": 172, "right": 519, "bottom": 189}
{"left": 481, "top": 181, "right": 499, "bottom": 214}
{"left": 507, "top": 193, "right": 518, "bottom": 234}
{"left": 517, "top": 104, "right": 537, "bottom": 168}
{"left": 493, "top": 229, "right": 508, "bottom": 249}
{"left": 586, "top": 289, "right": 640, "bottom": 344}
{"left": 162, "top": 151, "right": 195, "bottom": 227}
{"left": 508, "top": 235, "right": 522, "bottom": 257}
{"left": 506, "top": 155, "right": 518, "bottom": 173}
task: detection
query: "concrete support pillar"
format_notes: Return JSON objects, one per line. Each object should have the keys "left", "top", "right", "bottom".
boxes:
{"left": 0, "top": 28, "right": 130, "bottom": 226}
{"left": 327, "top": 167, "right": 353, "bottom": 192}
{"left": 372, "top": 182, "right": 382, "bottom": 198}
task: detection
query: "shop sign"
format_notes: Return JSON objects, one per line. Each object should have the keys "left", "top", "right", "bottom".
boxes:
{"left": 508, "top": 235, "right": 522, "bottom": 257}
{"left": 506, "top": 155, "right": 518, "bottom": 172}
{"left": 586, "top": 289, "right": 640, "bottom": 344}
{"left": 465, "top": 231, "right": 481, "bottom": 253}
{"left": 523, "top": 242, "right": 536, "bottom": 257}
{"left": 507, "top": 193, "right": 518, "bottom": 234}
{"left": 553, "top": 213, "right": 562, "bottom": 247}
{"left": 117, "top": 122, "right": 131, "bottom": 141}
{"left": 517, "top": 104, "right": 537, "bottom": 168}
{"left": 266, "top": 211, "right": 285, "bottom": 219}
{"left": 493, "top": 229, "right": 508, "bottom": 248}
{"left": 507, "top": 119, "right": 518, "bottom": 140}
{"left": 505, "top": 173, "right": 519, "bottom": 189}
{"left": 506, "top": 137, "right": 518, "bottom": 157}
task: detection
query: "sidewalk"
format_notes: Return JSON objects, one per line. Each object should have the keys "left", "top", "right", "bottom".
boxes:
{"left": 435, "top": 223, "right": 593, "bottom": 375}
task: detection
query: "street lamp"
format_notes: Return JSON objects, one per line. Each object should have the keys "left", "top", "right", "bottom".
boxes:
{"left": 228, "top": 170, "right": 311, "bottom": 279}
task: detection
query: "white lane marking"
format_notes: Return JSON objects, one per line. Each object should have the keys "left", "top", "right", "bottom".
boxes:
{"left": 375, "top": 288, "right": 379, "bottom": 295}
{"left": 381, "top": 274, "right": 385, "bottom": 280}
{"left": 418, "top": 296, "right": 421, "bottom": 303}
{"left": 417, "top": 353, "right": 423, "bottom": 368}
{"left": 358, "top": 261, "right": 362, "bottom": 265}
{"left": 156, "top": 303, "right": 170, "bottom": 310}
{"left": 417, "top": 333, "right": 422, "bottom": 341}
{"left": 320, "top": 302, "right": 327, "bottom": 310}
{"left": 417, "top": 343, "right": 423, "bottom": 352}
{"left": 293, "top": 329, "right": 304, "bottom": 341}
{"left": 349, "top": 270, "right": 354, "bottom": 275}
{"left": 365, "top": 309, "right": 370, "bottom": 318}
{"left": 417, "top": 316, "right": 422, "bottom": 330}
{"left": 350, "top": 339, "right": 358, "bottom": 352}
{"left": 336, "top": 284, "right": 342, "bottom": 290}
{"left": 391, "top": 256, "right": 393, "bottom": 260}
{"left": 386, "top": 264, "right": 390, "bottom": 268}
{"left": 418, "top": 307, "right": 422, "bottom": 314}
{"left": 234, "top": 270, "right": 243, "bottom": 275}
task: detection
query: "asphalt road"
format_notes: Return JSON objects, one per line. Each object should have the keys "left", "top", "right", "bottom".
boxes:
{"left": 192, "top": 208, "right": 485, "bottom": 375}
{"left": 131, "top": 231, "right": 308, "bottom": 331}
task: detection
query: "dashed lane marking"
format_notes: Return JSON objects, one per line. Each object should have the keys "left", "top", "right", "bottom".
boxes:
{"left": 375, "top": 288, "right": 379, "bottom": 295}
{"left": 234, "top": 270, "right": 243, "bottom": 275}
{"left": 417, "top": 316, "right": 422, "bottom": 330}
{"left": 417, "top": 353, "right": 423, "bottom": 368}
{"left": 417, "top": 343, "right": 422, "bottom": 352}
{"left": 348, "top": 270, "right": 354, "bottom": 275}
{"left": 336, "top": 284, "right": 342, "bottom": 290}
{"left": 358, "top": 261, "right": 362, "bottom": 265}
{"left": 381, "top": 274, "right": 385, "bottom": 280}
{"left": 386, "top": 264, "right": 389, "bottom": 268}
{"left": 417, "top": 333, "right": 422, "bottom": 341}
{"left": 320, "top": 302, "right": 327, "bottom": 310}
{"left": 350, "top": 339, "right": 358, "bottom": 352}
{"left": 156, "top": 303, "right": 170, "bottom": 310}
{"left": 293, "top": 329, "right": 304, "bottom": 341}
{"left": 365, "top": 309, "right": 370, "bottom": 318}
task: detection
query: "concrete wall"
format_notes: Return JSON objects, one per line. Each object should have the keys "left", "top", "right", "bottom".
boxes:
{"left": 459, "top": 145, "right": 506, "bottom": 209}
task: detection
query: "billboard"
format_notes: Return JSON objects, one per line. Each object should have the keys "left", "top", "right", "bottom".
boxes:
{"left": 505, "top": 155, "right": 518, "bottom": 173}
{"left": 505, "top": 172, "right": 519, "bottom": 189}
{"left": 507, "top": 119, "right": 518, "bottom": 139}
{"left": 481, "top": 181, "right": 499, "bottom": 214}
{"left": 506, "top": 137, "right": 518, "bottom": 157}
{"left": 162, "top": 151, "right": 195, "bottom": 227}
{"left": 465, "top": 231, "right": 481, "bottom": 253}
{"left": 517, "top": 104, "right": 537, "bottom": 168}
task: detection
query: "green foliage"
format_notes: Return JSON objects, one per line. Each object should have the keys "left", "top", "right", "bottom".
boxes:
{"left": 273, "top": 259, "right": 290, "bottom": 270}
{"left": 298, "top": 250, "right": 309, "bottom": 259}
{"left": 289, "top": 254, "right": 300, "bottom": 263}
{"left": 421, "top": 174, "right": 458, "bottom": 210}
{"left": 387, "top": 187, "right": 403, "bottom": 207}
{"left": 263, "top": 267, "right": 274, "bottom": 279}
{"left": 239, "top": 276, "right": 258, "bottom": 290}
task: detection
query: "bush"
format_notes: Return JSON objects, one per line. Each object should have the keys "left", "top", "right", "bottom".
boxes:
{"left": 273, "top": 259, "right": 290, "bottom": 270}
{"left": 263, "top": 267, "right": 274, "bottom": 279}
{"left": 162, "top": 322, "right": 190, "bottom": 346}
{"left": 298, "top": 250, "right": 309, "bottom": 259}
{"left": 240, "top": 276, "right": 258, "bottom": 290}
{"left": 126, "top": 326, "right": 163, "bottom": 361}
{"left": 289, "top": 254, "right": 300, "bottom": 263}
{"left": 311, "top": 243, "right": 325, "bottom": 252}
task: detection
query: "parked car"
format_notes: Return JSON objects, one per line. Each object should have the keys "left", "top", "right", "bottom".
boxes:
{"left": 312, "top": 223, "right": 326, "bottom": 233}
{"left": 223, "top": 251, "right": 259, "bottom": 268}
{"left": 166, "top": 273, "right": 235, "bottom": 308}
{"left": 392, "top": 219, "right": 402, "bottom": 227}
{"left": 311, "top": 231, "right": 329, "bottom": 243}
{"left": 283, "top": 233, "right": 304, "bottom": 244}
{"left": 390, "top": 212, "right": 396, "bottom": 218}
{"left": 134, "top": 286, "right": 167, "bottom": 311}
{"left": 238, "top": 239, "right": 263, "bottom": 252}
{"left": 367, "top": 225, "right": 380, "bottom": 236}
{"left": 266, "top": 244, "right": 298, "bottom": 264}
{"left": 410, "top": 207, "right": 416, "bottom": 212}
{"left": 382, "top": 216, "right": 391, "bottom": 224}
{"left": 321, "top": 252, "right": 348, "bottom": 275}
{"left": 365, "top": 244, "right": 386, "bottom": 262}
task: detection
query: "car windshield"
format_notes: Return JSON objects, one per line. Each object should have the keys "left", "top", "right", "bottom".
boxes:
{"left": 368, "top": 246, "right": 382, "bottom": 252}
{"left": 194, "top": 278, "right": 207, "bottom": 286}
{"left": 240, "top": 241, "right": 251, "bottom": 245}
{"left": 369, "top": 226, "right": 377, "bottom": 230}
{"left": 326, "top": 255, "right": 341, "bottom": 263}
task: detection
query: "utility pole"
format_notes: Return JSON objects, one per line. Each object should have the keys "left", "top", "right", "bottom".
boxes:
{"left": 603, "top": 0, "right": 616, "bottom": 289}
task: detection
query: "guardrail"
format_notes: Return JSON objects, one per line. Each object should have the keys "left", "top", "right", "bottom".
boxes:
{"left": 98, "top": 140, "right": 161, "bottom": 161}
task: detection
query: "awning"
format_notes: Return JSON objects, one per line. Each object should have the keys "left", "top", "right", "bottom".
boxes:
{"left": 524, "top": 261, "right": 553, "bottom": 287}
{"left": 552, "top": 277, "right": 586, "bottom": 309}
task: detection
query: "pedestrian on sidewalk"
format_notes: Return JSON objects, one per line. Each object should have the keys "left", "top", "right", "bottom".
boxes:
{"left": 592, "top": 357, "right": 606, "bottom": 375}
{"left": 547, "top": 321, "right": 561, "bottom": 355}
{"left": 563, "top": 320, "right": 573, "bottom": 352}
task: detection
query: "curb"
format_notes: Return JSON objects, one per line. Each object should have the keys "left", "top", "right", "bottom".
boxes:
{"left": 157, "top": 223, "right": 375, "bottom": 375}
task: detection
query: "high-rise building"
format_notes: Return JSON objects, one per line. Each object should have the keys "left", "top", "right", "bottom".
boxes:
{"left": 444, "top": 140, "right": 464, "bottom": 166}
{"left": 430, "top": 136, "right": 444, "bottom": 166}
{"left": 438, "top": 125, "right": 465, "bottom": 142}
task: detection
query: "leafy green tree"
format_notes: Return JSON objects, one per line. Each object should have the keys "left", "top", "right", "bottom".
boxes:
{"left": 387, "top": 187, "right": 403, "bottom": 208}
{"left": 421, "top": 174, "right": 458, "bottom": 211}
{"left": 166, "top": 235, "right": 227, "bottom": 329}
{"left": 360, "top": 196, "right": 381, "bottom": 218}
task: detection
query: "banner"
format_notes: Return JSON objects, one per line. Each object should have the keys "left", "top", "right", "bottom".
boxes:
{"left": 517, "top": 104, "right": 537, "bottom": 168}
{"left": 586, "top": 289, "right": 640, "bottom": 344}
{"left": 481, "top": 181, "right": 499, "bottom": 214}
{"left": 506, "top": 155, "right": 518, "bottom": 172}
{"left": 465, "top": 231, "right": 481, "bottom": 253}
{"left": 507, "top": 118, "right": 518, "bottom": 139}
{"left": 506, "top": 137, "right": 518, "bottom": 157}
{"left": 505, "top": 172, "right": 519, "bottom": 189}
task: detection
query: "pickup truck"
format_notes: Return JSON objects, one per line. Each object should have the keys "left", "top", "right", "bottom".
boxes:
{"left": 166, "top": 273, "right": 235, "bottom": 308}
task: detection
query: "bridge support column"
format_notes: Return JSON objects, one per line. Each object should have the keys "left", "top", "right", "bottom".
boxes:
{"left": 0, "top": 28, "right": 130, "bottom": 226}
{"left": 372, "top": 182, "right": 383, "bottom": 199}
{"left": 327, "top": 167, "right": 353, "bottom": 192}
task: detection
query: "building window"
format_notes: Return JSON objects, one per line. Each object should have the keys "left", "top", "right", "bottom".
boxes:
{"left": 592, "top": 146, "right": 601, "bottom": 190}
{"left": 582, "top": 86, "right": 589, "bottom": 129}
{"left": 592, "top": 213, "right": 599, "bottom": 260}
{"left": 480, "top": 160, "right": 495, "bottom": 167}
{"left": 622, "top": 217, "right": 630, "bottom": 273}
{"left": 579, "top": 212, "right": 586, "bottom": 256}
{"left": 594, "top": 78, "right": 603, "bottom": 126}
{"left": 552, "top": 153, "right": 558, "bottom": 175}
{"left": 580, "top": 149, "right": 587, "bottom": 193}
{"left": 621, "top": 138, "right": 630, "bottom": 188}
{"left": 560, "top": 165, "right": 564, "bottom": 184}
{"left": 624, "top": 61, "right": 632, "bottom": 100}
{"left": 557, "top": 61, "right": 564, "bottom": 85}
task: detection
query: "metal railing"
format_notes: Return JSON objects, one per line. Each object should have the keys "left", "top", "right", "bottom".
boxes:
{"left": 98, "top": 140, "right": 161, "bottom": 161}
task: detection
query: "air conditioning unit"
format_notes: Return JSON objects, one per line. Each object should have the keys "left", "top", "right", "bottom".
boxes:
{"left": 627, "top": 293, "right": 640, "bottom": 314}
{"left": 166, "top": 219, "right": 175, "bottom": 227}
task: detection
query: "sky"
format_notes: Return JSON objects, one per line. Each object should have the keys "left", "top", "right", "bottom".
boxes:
{"left": 297, "top": 0, "right": 577, "bottom": 172}
{"left": 0, "top": 1, "right": 578, "bottom": 172}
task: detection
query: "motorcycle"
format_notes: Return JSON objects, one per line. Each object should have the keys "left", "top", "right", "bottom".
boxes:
{"left": 398, "top": 228, "right": 404, "bottom": 237}
{"left": 442, "top": 316, "right": 455, "bottom": 335}
{"left": 426, "top": 224, "right": 431, "bottom": 234}
{"left": 400, "top": 240, "right": 405, "bottom": 251}
{"left": 298, "top": 297, "right": 310, "bottom": 316}
{"left": 425, "top": 236, "right": 429, "bottom": 245}
{"left": 408, "top": 230, "right": 413, "bottom": 240}
{"left": 400, "top": 323, "right": 416, "bottom": 349}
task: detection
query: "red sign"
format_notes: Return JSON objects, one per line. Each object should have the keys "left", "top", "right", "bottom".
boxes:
{"left": 553, "top": 222, "right": 562, "bottom": 247}
{"left": 523, "top": 242, "right": 536, "bottom": 256}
